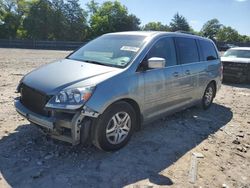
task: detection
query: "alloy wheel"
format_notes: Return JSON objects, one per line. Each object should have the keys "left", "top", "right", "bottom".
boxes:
{"left": 204, "top": 86, "right": 214, "bottom": 106}
{"left": 105, "top": 112, "right": 131, "bottom": 145}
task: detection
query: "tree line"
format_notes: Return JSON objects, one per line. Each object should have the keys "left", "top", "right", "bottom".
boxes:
{"left": 0, "top": 0, "right": 249, "bottom": 43}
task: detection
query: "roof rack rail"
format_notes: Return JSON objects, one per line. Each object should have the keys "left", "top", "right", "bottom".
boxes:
{"left": 175, "top": 30, "right": 195, "bottom": 35}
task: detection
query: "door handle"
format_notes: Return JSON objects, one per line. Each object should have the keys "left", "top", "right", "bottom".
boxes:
{"left": 185, "top": 70, "right": 191, "bottom": 75}
{"left": 173, "top": 72, "right": 179, "bottom": 77}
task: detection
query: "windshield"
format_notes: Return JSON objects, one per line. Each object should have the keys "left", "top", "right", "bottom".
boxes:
{"left": 68, "top": 34, "right": 147, "bottom": 68}
{"left": 223, "top": 49, "right": 250, "bottom": 59}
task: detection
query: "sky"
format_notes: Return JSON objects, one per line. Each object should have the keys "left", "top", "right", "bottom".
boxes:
{"left": 80, "top": 0, "right": 250, "bottom": 36}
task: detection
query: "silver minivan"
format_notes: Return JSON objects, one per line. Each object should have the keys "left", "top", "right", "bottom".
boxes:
{"left": 15, "top": 31, "right": 222, "bottom": 151}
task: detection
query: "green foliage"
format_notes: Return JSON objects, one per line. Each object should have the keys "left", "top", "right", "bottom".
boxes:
{"left": 86, "top": 0, "right": 99, "bottom": 15}
{"left": 239, "top": 35, "right": 250, "bottom": 43}
{"left": 89, "top": 1, "right": 140, "bottom": 38}
{"left": 169, "top": 13, "right": 190, "bottom": 32}
{"left": 22, "top": 0, "right": 87, "bottom": 41}
{"left": 201, "top": 19, "right": 221, "bottom": 40}
{"left": 216, "top": 26, "right": 241, "bottom": 42}
{"left": 0, "top": 0, "right": 21, "bottom": 38}
{"left": 23, "top": 0, "right": 54, "bottom": 40}
{"left": 50, "top": 0, "right": 67, "bottom": 40}
{"left": 0, "top": 12, "right": 19, "bottom": 38}
{"left": 63, "top": 0, "right": 88, "bottom": 41}
{"left": 143, "top": 22, "right": 169, "bottom": 31}
{"left": 0, "top": 0, "right": 249, "bottom": 43}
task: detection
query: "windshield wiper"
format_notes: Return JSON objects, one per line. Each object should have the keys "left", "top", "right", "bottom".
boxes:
{"left": 68, "top": 58, "right": 122, "bottom": 68}
{"left": 83, "top": 60, "right": 122, "bottom": 68}
{"left": 83, "top": 60, "right": 107, "bottom": 66}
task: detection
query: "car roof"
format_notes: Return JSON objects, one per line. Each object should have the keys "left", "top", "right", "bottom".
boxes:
{"left": 105, "top": 31, "right": 161, "bottom": 37}
{"left": 104, "top": 31, "right": 209, "bottom": 41}
{"left": 229, "top": 47, "right": 250, "bottom": 51}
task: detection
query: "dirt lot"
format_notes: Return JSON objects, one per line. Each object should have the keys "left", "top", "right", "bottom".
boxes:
{"left": 0, "top": 48, "right": 249, "bottom": 188}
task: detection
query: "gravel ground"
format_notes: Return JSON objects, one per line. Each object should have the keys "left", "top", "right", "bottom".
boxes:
{"left": 0, "top": 48, "right": 249, "bottom": 188}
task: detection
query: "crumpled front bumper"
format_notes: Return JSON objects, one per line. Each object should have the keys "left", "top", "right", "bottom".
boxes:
{"left": 15, "top": 99, "right": 55, "bottom": 130}
{"left": 14, "top": 98, "right": 99, "bottom": 145}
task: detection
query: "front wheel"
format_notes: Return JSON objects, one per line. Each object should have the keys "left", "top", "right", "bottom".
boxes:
{"left": 92, "top": 101, "right": 136, "bottom": 151}
{"left": 202, "top": 83, "right": 216, "bottom": 110}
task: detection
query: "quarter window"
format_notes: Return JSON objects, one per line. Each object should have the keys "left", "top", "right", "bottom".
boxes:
{"left": 199, "top": 40, "right": 218, "bottom": 61}
{"left": 175, "top": 37, "right": 199, "bottom": 64}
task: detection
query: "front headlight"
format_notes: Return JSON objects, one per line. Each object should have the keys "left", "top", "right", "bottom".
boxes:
{"left": 45, "top": 86, "right": 95, "bottom": 110}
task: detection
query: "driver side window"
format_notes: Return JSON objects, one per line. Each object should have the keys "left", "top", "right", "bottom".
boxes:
{"left": 147, "top": 37, "right": 177, "bottom": 67}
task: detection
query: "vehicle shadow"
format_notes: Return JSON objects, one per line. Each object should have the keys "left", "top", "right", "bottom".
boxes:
{"left": 0, "top": 103, "right": 232, "bottom": 188}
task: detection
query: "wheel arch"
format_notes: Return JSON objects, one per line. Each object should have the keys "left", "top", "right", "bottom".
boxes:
{"left": 121, "top": 98, "right": 142, "bottom": 131}
{"left": 100, "top": 98, "right": 143, "bottom": 131}
{"left": 90, "top": 98, "right": 142, "bottom": 150}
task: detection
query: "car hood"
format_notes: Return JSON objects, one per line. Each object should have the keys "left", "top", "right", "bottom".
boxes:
{"left": 221, "top": 57, "right": 250, "bottom": 64}
{"left": 22, "top": 59, "right": 121, "bottom": 94}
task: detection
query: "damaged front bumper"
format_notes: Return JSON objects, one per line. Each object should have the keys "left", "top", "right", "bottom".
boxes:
{"left": 14, "top": 98, "right": 100, "bottom": 145}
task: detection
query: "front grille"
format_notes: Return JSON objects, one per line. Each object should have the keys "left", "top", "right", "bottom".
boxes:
{"left": 20, "top": 84, "right": 51, "bottom": 117}
{"left": 222, "top": 61, "right": 250, "bottom": 83}
{"left": 223, "top": 61, "right": 248, "bottom": 72}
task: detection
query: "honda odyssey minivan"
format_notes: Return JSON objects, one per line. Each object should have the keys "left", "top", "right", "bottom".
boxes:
{"left": 15, "top": 31, "right": 222, "bottom": 151}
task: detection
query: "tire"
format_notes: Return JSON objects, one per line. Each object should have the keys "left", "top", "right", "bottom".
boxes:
{"left": 202, "top": 83, "right": 216, "bottom": 110}
{"left": 92, "top": 101, "right": 136, "bottom": 151}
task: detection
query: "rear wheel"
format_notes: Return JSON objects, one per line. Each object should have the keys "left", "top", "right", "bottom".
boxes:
{"left": 202, "top": 83, "right": 216, "bottom": 110}
{"left": 92, "top": 101, "right": 136, "bottom": 151}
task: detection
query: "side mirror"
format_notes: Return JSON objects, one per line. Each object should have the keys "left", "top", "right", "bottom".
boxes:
{"left": 148, "top": 57, "right": 166, "bottom": 69}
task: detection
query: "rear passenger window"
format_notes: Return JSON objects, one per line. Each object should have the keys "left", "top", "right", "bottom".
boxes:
{"left": 199, "top": 40, "right": 218, "bottom": 61}
{"left": 175, "top": 37, "right": 199, "bottom": 64}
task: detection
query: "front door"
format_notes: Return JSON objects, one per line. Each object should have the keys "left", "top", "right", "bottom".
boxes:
{"left": 141, "top": 37, "right": 186, "bottom": 120}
